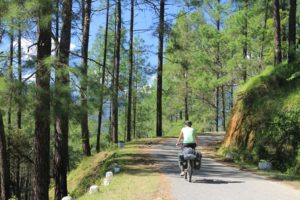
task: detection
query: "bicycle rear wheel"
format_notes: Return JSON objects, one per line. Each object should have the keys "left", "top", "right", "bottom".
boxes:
{"left": 187, "top": 160, "right": 193, "bottom": 182}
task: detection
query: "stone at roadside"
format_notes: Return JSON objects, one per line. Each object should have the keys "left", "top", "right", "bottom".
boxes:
{"left": 103, "top": 178, "right": 110, "bottom": 186}
{"left": 113, "top": 166, "right": 121, "bottom": 173}
{"left": 89, "top": 185, "right": 100, "bottom": 194}
{"left": 258, "top": 161, "right": 271, "bottom": 170}
{"left": 224, "top": 152, "right": 234, "bottom": 162}
{"left": 106, "top": 171, "right": 113, "bottom": 179}
{"left": 61, "top": 196, "right": 73, "bottom": 200}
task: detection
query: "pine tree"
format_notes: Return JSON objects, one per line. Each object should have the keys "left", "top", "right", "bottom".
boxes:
{"left": 111, "top": 0, "right": 121, "bottom": 143}
{"left": 81, "top": 0, "right": 91, "bottom": 156}
{"left": 33, "top": 0, "right": 52, "bottom": 199}
{"left": 127, "top": 0, "right": 134, "bottom": 142}
{"left": 96, "top": 0, "right": 110, "bottom": 152}
{"left": 0, "top": 111, "right": 10, "bottom": 200}
{"left": 156, "top": 0, "right": 165, "bottom": 137}
{"left": 53, "top": 0, "right": 72, "bottom": 199}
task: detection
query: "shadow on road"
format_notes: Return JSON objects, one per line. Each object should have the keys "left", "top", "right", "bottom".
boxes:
{"left": 193, "top": 178, "right": 244, "bottom": 184}
{"left": 153, "top": 138, "right": 265, "bottom": 181}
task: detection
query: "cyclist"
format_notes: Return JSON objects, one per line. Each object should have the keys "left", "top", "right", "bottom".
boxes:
{"left": 176, "top": 120, "right": 199, "bottom": 176}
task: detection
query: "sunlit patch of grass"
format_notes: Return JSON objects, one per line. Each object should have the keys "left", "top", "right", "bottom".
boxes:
{"left": 50, "top": 138, "right": 166, "bottom": 200}
{"left": 239, "top": 65, "right": 274, "bottom": 94}
{"left": 49, "top": 151, "right": 115, "bottom": 199}
{"left": 78, "top": 170, "right": 160, "bottom": 200}
{"left": 77, "top": 139, "right": 163, "bottom": 200}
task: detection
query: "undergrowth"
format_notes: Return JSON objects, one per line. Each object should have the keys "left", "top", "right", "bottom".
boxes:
{"left": 222, "top": 61, "right": 300, "bottom": 175}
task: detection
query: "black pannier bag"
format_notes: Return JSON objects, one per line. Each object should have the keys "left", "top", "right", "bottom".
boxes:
{"left": 178, "top": 153, "right": 188, "bottom": 169}
{"left": 194, "top": 152, "right": 202, "bottom": 170}
{"left": 182, "top": 147, "right": 197, "bottom": 160}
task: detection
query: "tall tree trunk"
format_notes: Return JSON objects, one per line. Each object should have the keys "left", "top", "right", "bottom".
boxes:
{"left": 15, "top": 158, "right": 20, "bottom": 199}
{"left": 81, "top": 0, "right": 91, "bottom": 156}
{"left": 111, "top": 0, "right": 121, "bottom": 143}
{"left": 0, "top": 112, "right": 10, "bottom": 200}
{"left": 33, "top": 1, "right": 52, "bottom": 199}
{"left": 230, "top": 81, "right": 234, "bottom": 109}
{"left": 221, "top": 85, "right": 226, "bottom": 131}
{"left": 53, "top": 0, "right": 72, "bottom": 199}
{"left": 215, "top": 85, "right": 219, "bottom": 132}
{"left": 242, "top": 0, "right": 248, "bottom": 82}
{"left": 215, "top": 0, "right": 221, "bottom": 132}
{"left": 273, "top": 0, "right": 282, "bottom": 64}
{"left": 110, "top": 2, "right": 117, "bottom": 142}
{"left": 288, "top": 0, "right": 297, "bottom": 63}
{"left": 97, "top": 0, "right": 110, "bottom": 152}
{"left": 109, "top": 101, "right": 112, "bottom": 141}
{"left": 259, "top": 0, "right": 269, "bottom": 68}
{"left": 17, "top": 24, "right": 22, "bottom": 129}
{"left": 281, "top": 0, "right": 288, "bottom": 60}
{"left": 24, "top": 166, "right": 30, "bottom": 200}
{"left": 184, "top": 65, "right": 189, "bottom": 120}
{"left": 127, "top": 0, "right": 134, "bottom": 142}
{"left": 8, "top": 25, "right": 13, "bottom": 127}
{"left": 133, "top": 63, "right": 138, "bottom": 139}
{"left": 156, "top": 0, "right": 165, "bottom": 137}
{"left": 55, "top": 0, "right": 59, "bottom": 56}
{"left": 7, "top": 28, "right": 13, "bottom": 193}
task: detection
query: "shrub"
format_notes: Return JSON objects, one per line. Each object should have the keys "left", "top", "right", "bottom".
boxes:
{"left": 258, "top": 109, "right": 300, "bottom": 172}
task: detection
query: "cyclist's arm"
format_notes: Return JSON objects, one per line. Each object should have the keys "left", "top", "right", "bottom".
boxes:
{"left": 176, "top": 130, "right": 183, "bottom": 145}
{"left": 194, "top": 132, "right": 199, "bottom": 146}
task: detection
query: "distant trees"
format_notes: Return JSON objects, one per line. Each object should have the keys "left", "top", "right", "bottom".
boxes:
{"left": 163, "top": 0, "right": 299, "bottom": 134}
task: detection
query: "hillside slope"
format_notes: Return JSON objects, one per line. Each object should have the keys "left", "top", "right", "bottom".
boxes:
{"left": 222, "top": 62, "right": 300, "bottom": 173}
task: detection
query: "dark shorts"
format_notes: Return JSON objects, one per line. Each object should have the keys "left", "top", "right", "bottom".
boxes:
{"left": 183, "top": 143, "right": 196, "bottom": 149}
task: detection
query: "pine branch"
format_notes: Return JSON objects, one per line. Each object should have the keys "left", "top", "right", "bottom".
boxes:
{"left": 69, "top": 50, "right": 113, "bottom": 77}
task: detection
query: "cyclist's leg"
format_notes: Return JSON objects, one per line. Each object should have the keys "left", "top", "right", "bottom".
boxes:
{"left": 178, "top": 151, "right": 185, "bottom": 176}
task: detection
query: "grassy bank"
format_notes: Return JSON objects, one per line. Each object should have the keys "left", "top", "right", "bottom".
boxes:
{"left": 50, "top": 138, "right": 171, "bottom": 200}
{"left": 222, "top": 62, "right": 300, "bottom": 175}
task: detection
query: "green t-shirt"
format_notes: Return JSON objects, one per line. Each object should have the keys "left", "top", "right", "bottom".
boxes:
{"left": 182, "top": 127, "right": 195, "bottom": 143}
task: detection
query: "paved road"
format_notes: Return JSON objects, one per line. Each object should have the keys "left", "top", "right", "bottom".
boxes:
{"left": 152, "top": 135, "right": 300, "bottom": 200}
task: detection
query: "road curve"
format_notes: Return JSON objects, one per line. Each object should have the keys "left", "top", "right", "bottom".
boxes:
{"left": 152, "top": 135, "right": 300, "bottom": 200}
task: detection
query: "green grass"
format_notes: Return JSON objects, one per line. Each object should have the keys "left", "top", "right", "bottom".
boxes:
{"left": 50, "top": 139, "right": 164, "bottom": 200}
{"left": 239, "top": 65, "right": 274, "bottom": 94}
{"left": 77, "top": 169, "right": 160, "bottom": 200}
{"left": 49, "top": 151, "right": 116, "bottom": 199}
{"left": 220, "top": 61, "right": 300, "bottom": 175}
{"left": 216, "top": 149, "right": 300, "bottom": 185}
{"left": 235, "top": 160, "right": 300, "bottom": 182}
